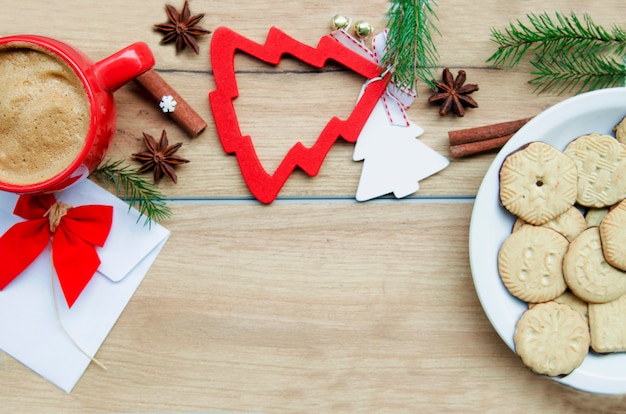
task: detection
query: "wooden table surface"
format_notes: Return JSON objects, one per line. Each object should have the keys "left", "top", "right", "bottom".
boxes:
{"left": 1, "top": 0, "right": 626, "bottom": 412}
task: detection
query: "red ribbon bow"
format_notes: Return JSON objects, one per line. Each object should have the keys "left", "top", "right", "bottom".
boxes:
{"left": 0, "top": 194, "right": 113, "bottom": 308}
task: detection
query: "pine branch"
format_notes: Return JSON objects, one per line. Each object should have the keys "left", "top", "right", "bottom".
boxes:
{"left": 530, "top": 53, "right": 626, "bottom": 94}
{"left": 487, "top": 11, "right": 626, "bottom": 68}
{"left": 90, "top": 160, "right": 172, "bottom": 227}
{"left": 381, "top": 0, "right": 440, "bottom": 91}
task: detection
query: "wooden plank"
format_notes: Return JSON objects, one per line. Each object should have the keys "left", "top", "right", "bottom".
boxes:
{"left": 2, "top": 202, "right": 622, "bottom": 412}
{"left": 0, "top": 202, "right": 607, "bottom": 413}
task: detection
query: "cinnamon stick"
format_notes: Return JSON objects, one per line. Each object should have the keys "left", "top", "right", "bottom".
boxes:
{"left": 448, "top": 117, "right": 533, "bottom": 146}
{"left": 448, "top": 116, "right": 534, "bottom": 158}
{"left": 449, "top": 134, "right": 514, "bottom": 158}
{"left": 134, "top": 69, "right": 207, "bottom": 138}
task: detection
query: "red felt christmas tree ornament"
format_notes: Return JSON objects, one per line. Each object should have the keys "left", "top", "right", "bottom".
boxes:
{"left": 208, "top": 26, "right": 387, "bottom": 203}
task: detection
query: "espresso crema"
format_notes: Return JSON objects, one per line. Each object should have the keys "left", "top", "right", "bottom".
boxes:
{"left": 0, "top": 45, "right": 90, "bottom": 186}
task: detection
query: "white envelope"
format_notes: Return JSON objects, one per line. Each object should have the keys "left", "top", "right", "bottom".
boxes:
{"left": 0, "top": 179, "right": 170, "bottom": 392}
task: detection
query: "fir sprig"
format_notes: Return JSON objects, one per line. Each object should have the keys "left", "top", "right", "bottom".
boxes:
{"left": 90, "top": 160, "right": 172, "bottom": 226}
{"left": 487, "top": 11, "right": 626, "bottom": 94}
{"left": 381, "top": 0, "right": 440, "bottom": 91}
{"left": 530, "top": 54, "right": 626, "bottom": 94}
{"left": 487, "top": 12, "right": 626, "bottom": 68}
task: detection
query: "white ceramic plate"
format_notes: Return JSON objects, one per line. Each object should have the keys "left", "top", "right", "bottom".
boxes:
{"left": 470, "top": 87, "right": 626, "bottom": 394}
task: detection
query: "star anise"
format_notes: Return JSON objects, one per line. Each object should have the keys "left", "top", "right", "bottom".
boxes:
{"left": 428, "top": 68, "right": 479, "bottom": 117}
{"left": 154, "top": 0, "right": 211, "bottom": 54}
{"left": 132, "top": 130, "right": 189, "bottom": 184}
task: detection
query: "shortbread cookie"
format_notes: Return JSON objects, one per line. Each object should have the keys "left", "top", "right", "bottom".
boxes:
{"left": 564, "top": 134, "right": 626, "bottom": 207}
{"left": 543, "top": 206, "right": 587, "bottom": 241}
{"left": 563, "top": 227, "right": 626, "bottom": 303}
{"left": 511, "top": 217, "right": 527, "bottom": 233}
{"left": 585, "top": 207, "right": 609, "bottom": 227}
{"left": 512, "top": 206, "right": 586, "bottom": 242}
{"left": 498, "top": 226, "right": 569, "bottom": 303}
{"left": 599, "top": 199, "right": 626, "bottom": 271}
{"left": 500, "top": 142, "right": 578, "bottom": 225}
{"left": 589, "top": 294, "right": 626, "bottom": 353}
{"left": 529, "top": 290, "right": 588, "bottom": 324}
{"left": 514, "top": 302, "right": 590, "bottom": 376}
{"left": 614, "top": 116, "right": 626, "bottom": 144}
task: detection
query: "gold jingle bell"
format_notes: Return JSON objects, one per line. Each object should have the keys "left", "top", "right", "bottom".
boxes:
{"left": 330, "top": 14, "right": 351, "bottom": 31}
{"left": 353, "top": 21, "right": 374, "bottom": 39}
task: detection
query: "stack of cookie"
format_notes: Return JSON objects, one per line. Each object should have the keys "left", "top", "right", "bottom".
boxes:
{"left": 497, "top": 116, "right": 626, "bottom": 377}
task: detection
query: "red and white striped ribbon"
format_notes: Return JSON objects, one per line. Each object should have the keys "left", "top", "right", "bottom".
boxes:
{"left": 329, "top": 28, "right": 416, "bottom": 127}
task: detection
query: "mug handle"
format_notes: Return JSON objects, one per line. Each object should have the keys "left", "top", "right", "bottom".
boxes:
{"left": 92, "top": 42, "right": 155, "bottom": 92}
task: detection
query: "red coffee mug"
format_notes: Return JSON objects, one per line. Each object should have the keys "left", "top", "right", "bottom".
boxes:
{"left": 0, "top": 35, "right": 155, "bottom": 194}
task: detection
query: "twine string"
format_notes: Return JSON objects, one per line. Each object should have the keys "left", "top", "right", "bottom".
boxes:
{"left": 49, "top": 250, "right": 107, "bottom": 370}
{"left": 44, "top": 202, "right": 72, "bottom": 233}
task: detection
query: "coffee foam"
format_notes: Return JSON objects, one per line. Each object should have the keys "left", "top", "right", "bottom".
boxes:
{"left": 0, "top": 45, "right": 90, "bottom": 186}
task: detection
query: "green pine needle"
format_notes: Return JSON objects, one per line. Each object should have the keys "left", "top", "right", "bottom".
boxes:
{"left": 381, "top": 0, "right": 440, "bottom": 91}
{"left": 90, "top": 160, "right": 172, "bottom": 227}
{"left": 530, "top": 54, "right": 626, "bottom": 95}
{"left": 487, "top": 11, "right": 626, "bottom": 68}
